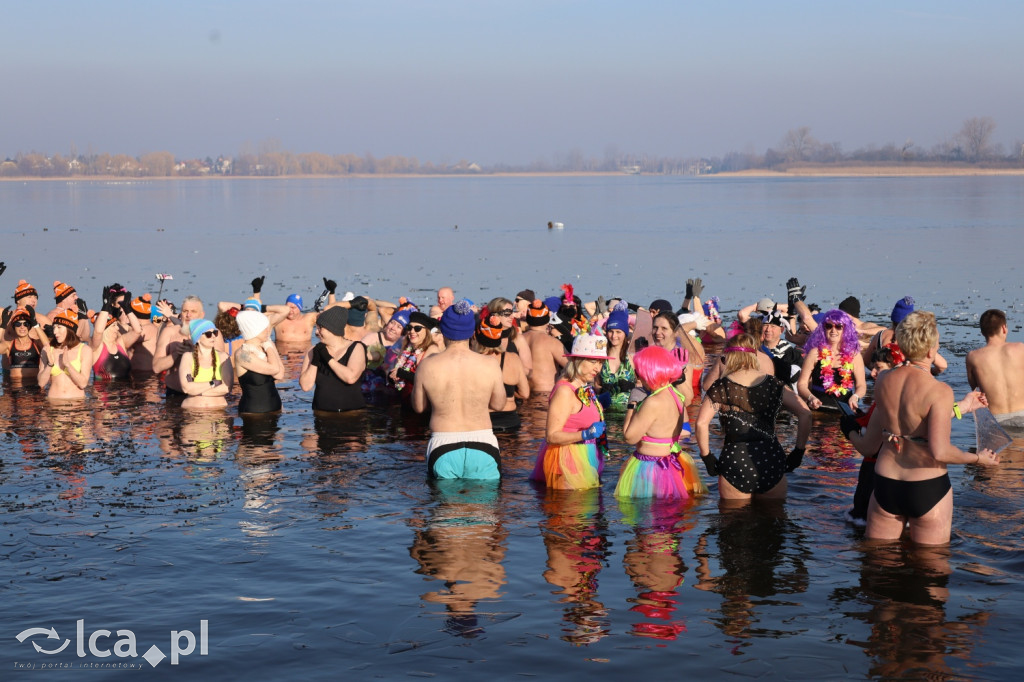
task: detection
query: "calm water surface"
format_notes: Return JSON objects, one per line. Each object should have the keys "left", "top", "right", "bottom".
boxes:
{"left": 2, "top": 176, "right": 1024, "bottom": 679}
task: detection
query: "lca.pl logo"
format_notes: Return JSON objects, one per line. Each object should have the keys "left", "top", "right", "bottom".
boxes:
{"left": 15, "top": 620, "right": 208, "bottom": 669}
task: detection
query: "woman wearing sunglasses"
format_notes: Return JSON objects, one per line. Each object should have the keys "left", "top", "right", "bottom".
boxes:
{"left": 387, "top": 311, "right": 440, "bottom": 404}
{"left": 179, "top": 319, "right": 233, "bottom": 409}
{"left": 1, "top": 306, "right": 44, "bottom": 385}
{"left": 798, "top": 309, "right": 867, "bottom": 412}
{"left": 300, "top": 306, "right": 367, "bottom": 412}
{"left": 486, "top": 296, "right": 533, "bottom": 377}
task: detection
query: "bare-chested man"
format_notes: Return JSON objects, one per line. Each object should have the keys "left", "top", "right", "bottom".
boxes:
{"left": 412, "top": 300, "right": 505, "bottom": 479}
{"left": 519, "top": 300, "right": 567, "bottom": 393}
{"left": 273, "top": 293, "right": 318, "bottom": 347}
{"left": 153, "top": 295, "right": 224, "bottom": 398}
{"left": 429, "top": 286, "right": 454, "bottom": 319}
{"left": 967, "top": 309, "right": 1024, "bottom": 429}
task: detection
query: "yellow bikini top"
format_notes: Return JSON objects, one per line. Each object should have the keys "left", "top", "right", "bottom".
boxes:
{"left": 50, "top": 345, "right": 83, "bottom": 376}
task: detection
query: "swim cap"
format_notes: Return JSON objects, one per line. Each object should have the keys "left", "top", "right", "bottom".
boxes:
{"left": 440, "top": 300, "right": 474, "bottom": 341}
{"left": 53, "top": 281, "right": 76, "bottom": 303}
{"left": 14, "top": 280, "right": 37, "bottom": 302}
{"left": 286, "top": 293, "right": 303, "bottom": 310}
{"left": 390, "top": 309, "right": 412, "bottom": 329}
{"left": 189, "top": 319, "right": 216, "bottom": 344}
{"left": 475, "top": 315, "right": 504, "bottom": 348}
{"left": 236, "top": 310, "right": 270, "bottom": 340}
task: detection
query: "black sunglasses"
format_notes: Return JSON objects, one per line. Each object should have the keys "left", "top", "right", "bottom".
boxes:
{"left": 824, "top": 322, "right": 844, "bottom": 331}
{"left": 203, "top": 329, "right": 220, "bottom": 338}
{"left": 407, "top": 324, "right": 426, "bottom": 333}
{"left": 13, "top": 320, "right": 28, "bottom": 327}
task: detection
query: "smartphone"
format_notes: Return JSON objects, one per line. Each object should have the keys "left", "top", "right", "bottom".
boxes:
{"left": 833, "top": 398, "right": 856, "bottom": 417}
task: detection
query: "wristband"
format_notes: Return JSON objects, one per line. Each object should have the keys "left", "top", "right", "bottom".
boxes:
{"left": 953, "top": 402, "right": 962, "bottom": 420}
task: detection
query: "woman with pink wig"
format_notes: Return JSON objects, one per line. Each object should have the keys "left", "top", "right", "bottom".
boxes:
{"left": 798, "top": 309, "right": 867, "bottom": 411}
{"left": 616, "top": 346, "right": 706, "bottom": 499}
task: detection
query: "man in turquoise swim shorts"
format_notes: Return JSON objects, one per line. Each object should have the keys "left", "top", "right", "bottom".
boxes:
{"left": 412, "top": 299, "right": 507, "bottom": 479}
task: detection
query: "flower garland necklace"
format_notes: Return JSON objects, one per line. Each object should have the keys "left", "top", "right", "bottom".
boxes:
{"left": 818, "top": 347, "right": 854, "bottom": 396}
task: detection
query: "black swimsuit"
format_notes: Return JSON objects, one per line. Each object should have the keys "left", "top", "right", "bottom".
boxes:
{"left": 312, "top": 341, "right": 366, "bottom": 412}
{"left": 707, "top": 375, "right": 787, "bottom": 494}
{"left": 238, "top": 369, "right": 282, "bottom": 414}
{"left": 8, "top": 341, "right": 41, "bottom": 369}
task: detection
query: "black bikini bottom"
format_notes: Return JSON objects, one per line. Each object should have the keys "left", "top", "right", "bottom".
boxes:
{"left": 872, "top": 473, "right": 951, "bottom": 519}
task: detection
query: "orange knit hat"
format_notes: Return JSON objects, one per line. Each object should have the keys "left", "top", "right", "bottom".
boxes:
{"left": 53, "top": 281, "right": 77, "bottom": 303}
{"left": 14, "top": 280, "right": 38, "bottom": 302}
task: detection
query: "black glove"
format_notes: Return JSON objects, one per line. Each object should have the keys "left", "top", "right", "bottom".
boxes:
{"left": 1, "top": 306, "right": 11, "bottom": 328}
{"left": 42, "top": 324, "right": 55, "bottom": 343}
{"left": 685, "top": 279, "right": 694, "bottom": 299}
{"left": 0, "top": 261, "right": 6, "bottom": 277}
{"left": 786, "top": 446, "right": 805, "bottom": 473}
{"left": 701, "top": 454, "right": 719, "bottom": 477}
{"left": 323, "top": 277, "right": 337, "bottom": 295}
{"left": 25, "top": 305, "right": 37, "bottom": 327}
{"left": 251, "top": 275, "right": 265, "bottom": 294}
{"left": 786, "top": 277, "right": 806, "bottom": 308}
{"left": 120, "top": 291, "right": 134, "bottom": 317}
{"left": 102, "top": 285, "right": 112, "bottom": 306}
{"left": 691, "top": 278, "right": 704, "bottom": 299}
{"left": 76, "top": 298, "right": 89, "bottom": 320}
{"left": 312, "top": 343, "right": 333, "bottom": 367}
{"left": 101, "top": 297, "right": 119, "bottom": 317}
{"left": 840, "top": 414, "right": 862, "bottom": 441}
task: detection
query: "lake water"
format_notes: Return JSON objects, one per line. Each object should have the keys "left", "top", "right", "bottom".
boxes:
{"left": 2, "top": 175, "right": 1024, "bottom": 679}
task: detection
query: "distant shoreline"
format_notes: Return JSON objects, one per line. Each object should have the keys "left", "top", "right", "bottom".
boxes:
{"left": 2, "top": 166, "right": 1023, "bottom": 182}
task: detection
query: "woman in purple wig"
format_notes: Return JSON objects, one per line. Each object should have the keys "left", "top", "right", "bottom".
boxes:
{"left": 797, "top": 309, "right": 866, "bottom": 411}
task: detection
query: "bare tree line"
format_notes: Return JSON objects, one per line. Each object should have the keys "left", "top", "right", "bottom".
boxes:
{"left": 2, "top": 117, "right": 1020, "bottom": 178}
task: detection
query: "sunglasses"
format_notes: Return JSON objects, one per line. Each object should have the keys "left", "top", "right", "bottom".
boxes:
{"left": 13, "top": 321, "right": 28, "bottom": 328}
{"left": 203, "top": 329, "right": 220, "bottom": 338}
{"left": 407, "top": 324, "right": 426, "bottom": 333}
{"left": 496, "top": 309, "right": 514, "bottom": 317}
{"left": 824, "top": 322, "right": 844, "bottom": 331}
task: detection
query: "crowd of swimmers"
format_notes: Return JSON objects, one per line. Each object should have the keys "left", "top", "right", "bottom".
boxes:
{"left": 3, "top": 261, "right": 1020, "bottom": 546}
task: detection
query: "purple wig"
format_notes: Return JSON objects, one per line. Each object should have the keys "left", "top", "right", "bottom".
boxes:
{"left": 804, "top": 309, "right": 859, "bottom": 357}
{"left": 633, "top": 345, "right": 683, "bottom": 390}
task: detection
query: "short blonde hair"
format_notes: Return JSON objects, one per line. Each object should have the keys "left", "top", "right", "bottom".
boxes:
{"left": 896, "top": 310, "right": 938, "bottom": 361}
{"left": 723, "top": 333, "right": 760, "bottom": 375}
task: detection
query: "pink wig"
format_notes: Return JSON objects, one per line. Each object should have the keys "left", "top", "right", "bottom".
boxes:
{"left": 633, "top": 345, "right": 683, "bottom": 390}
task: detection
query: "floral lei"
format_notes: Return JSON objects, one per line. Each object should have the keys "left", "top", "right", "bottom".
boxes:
{"left": 819, "top": 347, "right": 854, "bottom": 396}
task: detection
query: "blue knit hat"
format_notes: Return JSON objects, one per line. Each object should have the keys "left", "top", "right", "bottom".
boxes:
{"left": 242, "top": 298, "right": 262, "bottom": 312}
{"left": 189, "top": 319, "right": 216, "bottom": 344}
{"left": 891, "top": 296, "right": 914, "bottom": 325}
{"left": 606, "top": 303, "right": 630, "bottom": 333}
{"left": 440, "top": 300, "right": 475, "bottom": 341}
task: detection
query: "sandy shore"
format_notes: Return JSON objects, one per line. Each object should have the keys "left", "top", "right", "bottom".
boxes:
{"left": 714, "top": 165, "right": 1024, "bottom": 178}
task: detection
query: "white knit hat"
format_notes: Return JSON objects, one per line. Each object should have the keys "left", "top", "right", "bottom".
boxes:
{"left": 236, "top": 310, "right": 270, "bottom": 340}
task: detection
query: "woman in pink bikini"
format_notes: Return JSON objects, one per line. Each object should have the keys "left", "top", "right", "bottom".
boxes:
{"left": 616, "top": 346, "right": 706, "bottom": 499}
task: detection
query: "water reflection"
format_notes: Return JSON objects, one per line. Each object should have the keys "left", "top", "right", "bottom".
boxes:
{"left": 408, "top": 479, "right": 508, "bottom": 638}
{"left": 834, "top": 543, "right": 991, "bottom": 678}
{"left": 694, "top": 500, "right": 810, "bottom": 642}
{"left": 537, "top": 487, "right": 611, "bottom": 645}
{"left": 619, "top": 497, "right": 696, "bottom": 641}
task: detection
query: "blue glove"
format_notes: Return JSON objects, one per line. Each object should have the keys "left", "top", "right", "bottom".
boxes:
{"left": 597, "top": 391, "right": 612, "bottom": 410}
{"left": 581, "top": 421, "right": 605, "bottom": 440}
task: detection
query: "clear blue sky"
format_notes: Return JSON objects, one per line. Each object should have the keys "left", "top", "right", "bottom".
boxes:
{"left": 3, "top": 0, "right": 1022, "bottom": 164}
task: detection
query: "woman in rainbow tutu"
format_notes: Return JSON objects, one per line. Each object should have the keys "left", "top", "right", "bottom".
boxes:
{"left": 530, "top": 332, "right": 609, "bottom": 490}
{"left": 615, "top": 346, "right": 707, "bottom": 499}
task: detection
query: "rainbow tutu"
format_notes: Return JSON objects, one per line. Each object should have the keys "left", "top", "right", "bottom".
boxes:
{"left": 530, "top": 441, "right": 603, "bottom": 490}
{"left": 614, "top": 449, "right": 707, "bottom": 499}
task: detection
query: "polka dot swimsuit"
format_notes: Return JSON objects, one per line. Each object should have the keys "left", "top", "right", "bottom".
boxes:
{"left": 707, "top": 375, "right": 786, "bottom": 494}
